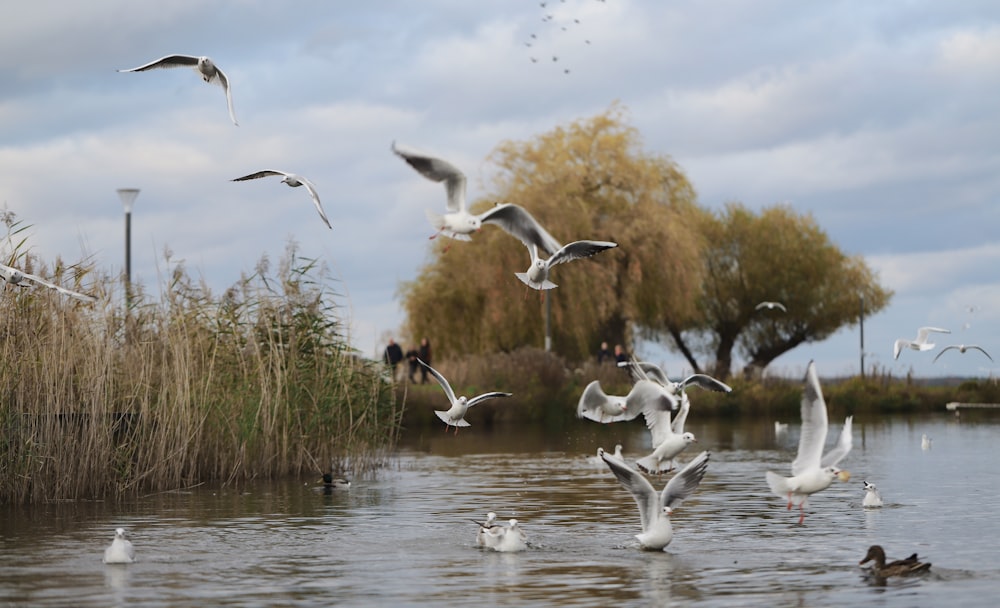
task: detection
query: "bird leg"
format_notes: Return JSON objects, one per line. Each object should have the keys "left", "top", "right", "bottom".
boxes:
{"left": 786, "top": 493, "right": 793, "bottom": 510}
{"left": 797, "top": 504, "right": 806, "bottom": 525}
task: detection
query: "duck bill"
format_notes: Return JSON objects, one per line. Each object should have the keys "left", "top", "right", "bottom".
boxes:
{"left": 837, "top": 470, "right": 852, "bottom": 482}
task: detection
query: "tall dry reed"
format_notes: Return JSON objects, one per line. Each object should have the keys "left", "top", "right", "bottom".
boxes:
{"left": 1, "top": 228, "right": 400, "bottom": 503}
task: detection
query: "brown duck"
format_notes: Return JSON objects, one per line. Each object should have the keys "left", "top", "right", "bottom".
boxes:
{"left": 859, "top": 545, "right": 931, "bottom": 577}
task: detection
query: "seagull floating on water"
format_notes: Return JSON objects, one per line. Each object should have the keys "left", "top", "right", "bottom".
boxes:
{"left": 474, "top": 512, "right": 498, "bottom": 547}
{"left": 418, "top": 359, "right": 511, "bottom": 433}
{"left": 103, "top": 528, "right": 136, "bottom": 564}
{"left": 765, "top": 361, "right": 852, "bottom": 524}
{"left": 862, "top": 480, "right": 883, "bottom": 508}
{"left": 859, "top": 545, "right": 931, "bottom": 578}
{"left": 893, "top": 326, "right": 950, "bottom": 360}
{"left": 599, "top": 447, "right": 710, "bottom": 550}
{"left": 118, "top": 54, "right": 238, "bottom": 126}
{"left": 755, "top": 301, "right": 787, "bottom": 312}
{"left": 933, "top": 344, "right": 993, "bottom": 363}
{"left": 921, "top": 434, "right": 932, "bottom": 450}
{"left": 231, "top": 170, "right": 332, "bottom": 230}
{"left": 478, "top": 518, "right": 528, "bottom": 552}
{"left": 0, "top": 262, "right": 96, "bottom": 302}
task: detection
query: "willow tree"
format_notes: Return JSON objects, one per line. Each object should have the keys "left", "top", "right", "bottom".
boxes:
{"left": 666, "top": 202, "right": 892, "bottom": 379}
{"left": 399, "top": 105, "right": 705, "bottom": 362}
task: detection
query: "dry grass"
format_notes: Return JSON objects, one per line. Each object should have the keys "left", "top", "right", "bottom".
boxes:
{"left": 1, "top": 235, "right": 400, "bottom": 504}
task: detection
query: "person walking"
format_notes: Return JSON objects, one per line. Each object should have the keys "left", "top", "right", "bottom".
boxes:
{"left": 384, "top": 338, "right": 404, "bottom": 381}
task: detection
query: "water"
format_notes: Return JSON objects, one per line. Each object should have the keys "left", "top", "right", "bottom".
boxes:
{"left": 3, "top": 411, "right": 999, "bottom": 607}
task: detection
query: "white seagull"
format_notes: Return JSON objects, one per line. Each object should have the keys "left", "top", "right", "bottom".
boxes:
{"left": 0, "top": 262, "right": 96, "bottom": 302}
{"left": 634, "top": 384, "right": 697, "bottom": 474}
{"left": 617, "top": 361, "right": 732, "bottom": 397}
{"left": 755, "top": 301, "right": 787, "bottom": 312}
{"left": 599, "top": 447, "right": 710, "bottom": 550}
{"left": 515, "top": 240, "right": 617, "bottom": 291}
{"left": 118, "top": 54, "right": 238, "bottom": 126}
{"left": 231, "top": 170, "right": 332, "bottom": 230}
{"left": 474, "top": 512, "right": 497, "bottom": 547}
{"left": 479, "top": 518, "right": 528, "bottom": 552}
{"left": 893, "top": 327, "right": 950, "bottom": 360}
{"left": 588, "top": 444, "right": 623, "bottom": 466}
{"left": 765, "top": 361, "right": 852, "bottom": 524}
{"left": 921, "top": 434, "right": 932, "bottom": 450}
{"left": 862, "top": 480, "right": 883, "bottom": 508}
{"left": 102, "top": 528, "right": 136, "bottom": 564}
{"left": 391, "top": 142, "right": 561, "bottom": 250}
{"left": 418, "top": 359, "right": 512, "bottom": 433}
{"left": 774, "top": 421, "right": 789, "bottom": 435}
{"left": 576, "top": 379, "right": 674, "bottom": 424}
{"left": 933, "top": 344, "right": 993, "bottom": 363}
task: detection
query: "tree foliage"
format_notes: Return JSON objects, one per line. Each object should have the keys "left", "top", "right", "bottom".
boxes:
{"left": 667, "top": 202, "right": 893, "bottom": 378}
{"left": 400, "top": 105, "right": 705, "bottom": 362}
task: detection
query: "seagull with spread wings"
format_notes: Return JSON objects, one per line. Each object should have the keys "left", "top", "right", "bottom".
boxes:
{"left": 893, "top": 326, "right": 950, "bottom": 359}
{"left": 0, "top": 262, "right": 96, "bottom": 302}
{"left": 418, "top": 359, "right": 511, "bottom": 434}
{"left": 118, "top": 54, "right": 238, "bottom": 126}
{"left": 933, "top": 344, "right": 993, "bottom": 363}
{"left": 231, "top": 170, "right": 332, "bottom": 229}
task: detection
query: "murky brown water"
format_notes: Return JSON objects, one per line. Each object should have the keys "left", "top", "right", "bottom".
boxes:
{"left": 2, "top": 411, "right": 998, "bottom": 606}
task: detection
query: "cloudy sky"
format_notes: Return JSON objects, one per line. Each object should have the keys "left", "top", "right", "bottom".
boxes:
{"left": 2, "top": 0, "right": 998, "bottom": 379}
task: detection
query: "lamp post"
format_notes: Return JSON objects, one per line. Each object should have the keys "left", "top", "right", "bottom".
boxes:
{"left": 117, "top": 188, "right": 140, "bottom": 306}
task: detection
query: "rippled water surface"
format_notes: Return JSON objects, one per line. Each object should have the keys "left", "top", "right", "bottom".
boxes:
{"left": 3, "top": 411, "right": 999, "bottom": 607}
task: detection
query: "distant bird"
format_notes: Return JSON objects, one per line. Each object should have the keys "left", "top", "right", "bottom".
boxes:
{"left": 588, "top": 444, "right": 623, "bottom": 466}
{"left": 231, "top": 170, "right": 332, "bottom": 230}
{"left": 933, "top": 344, "right": 993, "bottom": 363}
{"left": 118, "top": 54, "right": 238, "bottom": 126}
{"left": 921, "top": 434, "right": 932, "bottom": 450}
{"left": 474, "top": 512, "right": 497, "bottom": 547}
{"left": 103, "top": 528, "right": 136, "bottom": 564}
{"left": 755, "top": 301, "right": 787, "bottom": 313}
{"left": 893, "top": 326, "right": 950, "bottom": 359}
{"left": 392, "top": 142, "right": 561, "bottom": 250}
{"left": 859, "top": 545, "right": 931, "bottom": 578}
{"left": 321, "top": 472, "right": 351, "bottom": 490}
{"left": 765, "top": 361, "right": 852, "bottom": 524}
{"left": 599, "top": 447, "right": 710, "bottom": 550}
{"left": 862, "top": 480, "right": 883, "bottom": 508}
{"left": 479, "top": 518, "right": 528, "bottom": 552}
{"left": 515, "top": 240, "right": 617, "bottom": 291}
{"left": 418, "top": 359, "right": 511, "bottom": 433}
{"left": 774, "top": 421, "right": 789, "bottom": 435}
{"left": 0, "top": 262, "right": 96, "bottom": 302}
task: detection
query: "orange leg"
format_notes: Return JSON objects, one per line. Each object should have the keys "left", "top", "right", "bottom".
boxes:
{"left": 786, "top": 493, "right": 793, "bottom": 510}
{"left": 798, "top": 504, "right": 806, "bottom": 525}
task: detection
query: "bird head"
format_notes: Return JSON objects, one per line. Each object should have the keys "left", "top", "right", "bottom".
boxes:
{"left": 830, "top": 467, "right": 851, "bottom": 482}
{"left": 682, "top": 432, "right": 696, "bottom": 444}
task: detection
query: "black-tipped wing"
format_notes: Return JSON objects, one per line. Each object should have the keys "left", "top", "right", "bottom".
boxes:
{"left": 418, "top": 358, "right": 457, "bottom": 405}
{"left": 391, "top": 142, "right": 467, "bottom": 213}
{"left": 548, "top": 240, "right": 617, "bottom": 267}
{"left": 232, "top": 170, "right": 288, "bottom": 182}
{"left": 661, "top": 450, "right": 710, "bottom": 510}
{"left": 118, "top": 54, "right": 200, "bottom": 72}
{"left": 466, "top": 392, "right": 513, "bottom": 408}
{"left": 679, "top": 374, "right": 733, "bottom": 393}
{"left": 478, "top": 204, "right": 561, "bottom": 256}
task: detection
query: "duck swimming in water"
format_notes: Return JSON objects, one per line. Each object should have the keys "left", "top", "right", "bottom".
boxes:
{"left": 859, "top": 545, "right": 931, "bottom": 578}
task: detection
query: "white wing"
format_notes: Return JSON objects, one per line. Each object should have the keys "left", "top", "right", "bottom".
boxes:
{"left": 600, "top": 447, "right": 658, "bottom": 533}
{"left": 14, "top": 269, "right": 95, "bottom": 302}
{"left": 819, "top": 415, "right": 852, "bottom": 468}
{"left": 791, "top": 361, "right": 828, "bottom": 476}
{"left": 214, "top": 65, "right": 238, "bottom": 126}
{"left": 661, "top": 450, "right": 710, "bottom": 510}
{"left": 671, "top": 393, "right": 690, "bottom": 435}
{"left": 418, "top": 359, "right": 457, "bottom": 406}
{"left": 478, "top": 204, "right": 561, "bottom": 256}
{"left": 117, "top": 54, "right": 200, "bottom": 72}
{"left": 391, "top": 142, "right": 467, "bottom": 213}
{"left": 547, "top": 240, "right": 617, "bottom": 268}
{"left": 679, "top": 374, "right": 733, "bottom": 393}
{"left": 297, "top": 176, "right": 332, "bottom": 230}
{"left": 915, "top": 326, "right": 950, "bottom": 342}
{"left": 465, "top": 391, "right": 513, "bottom": 408}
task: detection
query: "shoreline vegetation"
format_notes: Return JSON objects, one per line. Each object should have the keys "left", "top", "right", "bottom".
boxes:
{"left": 1, "top": 241, "right": 401, "bottom": 504}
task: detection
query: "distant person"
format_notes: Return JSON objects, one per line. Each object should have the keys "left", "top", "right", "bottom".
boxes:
{"left": 418, "top": 337, "right": 432, "bottom": 384}
{"left": 597, "top": 341, "right": 613, "bottom": 364}
{"left": 384, "top": 338, "right": 403, "bottom": 381}
{"left": 405, "top": 345, "right": 420, "bottom": 383}
{"left": 614, "top": 344, "right": 628, "bottom": 365}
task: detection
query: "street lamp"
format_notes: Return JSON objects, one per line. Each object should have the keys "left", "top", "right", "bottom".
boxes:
{"left": 117, "top": 188, "right": 140, "bottom": 306}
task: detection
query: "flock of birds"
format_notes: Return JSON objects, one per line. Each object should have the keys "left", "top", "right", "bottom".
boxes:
{"left": 892, "top": 325, "right": 992, "bottom": 365}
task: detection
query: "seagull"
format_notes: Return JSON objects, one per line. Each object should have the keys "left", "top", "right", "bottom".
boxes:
{"left": 893, "top": 326, "right": 950, "bottom": 359}
{"left": 576, "top": 379, "right": 672, "bottom": 424}
{"left": 480, "top": 518, "right": 528, "bottom": 552}
{"left": 515, "top": 240, "right": 617, "bottom": 291}
{"left": 118, "top": 55, "right": 238, "bottom": 126}
{"left": 617, "top": 361, "right": 732, "bottom": 397}
{"left": 921, "top": 434, "right": 932, "bottom": 450}
{"left": 933, "top": 344, "right": 993, "bottom": 363}
{"left": 755, "top": 301, "right": 787, "bottom": 312}
{"left": 599, "top": 447, "right": 710, "bottom": 550}
{"left": 765, "top": 361, "right": 852, "bottom": 524}
{"left": 862, "top": 481, "right": 883, "bottom": 508}
{"left": 231, "top": 171, "right": 332, "bottom": 230}
{"left": 634, "top": 385, "right": 697, "bottom": 474}
{"left": 418, "top": 359, "right": 512, "bottom": 433}
{"left": 474, "top": 512, "right": 497, "bottom": 547}
{"left": 774, "top": 421, "right": 789, "bottom": 435}
{"left": 103, "top": 528, "right": 136, "bottom": 564}
{"left": 588, "top": 444, "right": 623, "bottom": 466}
{"left": 0, "top": 262, "right": 96, "bottom": 302}
{"left": 391, "top": 142, "right": 562, "bottom": 251}
{"left": 859, "top": 545, "right": 931, "bottom": 578}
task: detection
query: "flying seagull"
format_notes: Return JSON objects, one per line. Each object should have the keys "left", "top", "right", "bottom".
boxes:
{"left": 231, "top": 170, "right": 332, "bottom": 230}
{"left": 932, "top": 344, "right": 993, "bottom": 363}
{"left": 617, "top": 360, "right": 732, "bottom": 397}
{"left": 118, "top": 55, "right": 238, "bottom": 126}
{"left": 515, "top": 240, "right": 617, "bottom": 291}
{"left": 0, "top": 262, "right": 96, "bottom": 302}
{"left": 755, "top": 301, "right": 787, "bottom": 312}
{"left": 765, "top": 360, "right": 852, "bottom": 524}
{"left": 418, "top": 359, "right": 511, "bottom": 433}
{"left": 893, "top": 326, "right": 950, "bottom": 360}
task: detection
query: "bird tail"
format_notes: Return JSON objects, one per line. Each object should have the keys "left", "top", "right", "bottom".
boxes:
{"left": 514, "top": 272, "right": 557, "bottom": 290}
{"left": 635, "top": 454, "right": 671, "bottom": 474}
{"left": 434, "top": 410, "right": 470, "bottom": 427}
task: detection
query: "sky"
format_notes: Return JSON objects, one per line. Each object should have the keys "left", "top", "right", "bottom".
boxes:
{"left": 2, "top": 0, "right": 998, "bottom": 380}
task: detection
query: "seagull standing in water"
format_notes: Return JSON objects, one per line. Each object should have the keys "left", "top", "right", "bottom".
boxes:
{"left": 765, "top": 361, "right": 852, "bottom": 524}
{"left": 0, "top": 262, "right": 96, "bottom": 302}
{"left": 418, "top": 359, "right": 511, "bottom": 433}
{"left": 103, "top": 528, "right": 136, "bottom": 564}
{"left": 231, "top": 170, "right": 332, "bottom": 229}
{"left": 862, "top": 480, "right": 883, "bottom": 508}
{"left": 893, "top": 326, "right": 950, "bottom": 360}
{"left": 118, "top": 54, "right": 238, "bottom": 126}
{"left": 599, "top": 447, "right": 710, "bottom": 550}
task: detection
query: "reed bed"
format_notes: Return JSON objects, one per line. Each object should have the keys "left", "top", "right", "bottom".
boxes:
{"left": 1, "top": 240, "right": 401, "bottom": 504}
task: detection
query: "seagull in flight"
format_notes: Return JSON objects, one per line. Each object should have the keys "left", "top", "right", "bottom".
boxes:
{"left": 418, "top": 359, "right": 511, "bottom": 433}
{"left": 755, "top": 301, "right": 787, "bottom": 312}
{"left": 0, "top": 262, "right": 96, "bottom": 302}
{"left": 932, "top": 344, "right": 993, "bottom": 363}
{"left": 231, "top": 170, "right": 332, "bottom": 229}
{"left": 893, "top": 327, "right": 950, "bottom": 359}
{"left": 515, "top": 240, "right": 617, "bottom": 291}
{"left": 118, "top": 54, "right": 238, "bottom": 126}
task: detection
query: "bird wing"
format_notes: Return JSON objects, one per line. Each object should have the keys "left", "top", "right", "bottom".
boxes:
{"left": 418, "top": 359, "right": 457, "bottom": 405}
{"left": 298, "top": 176, "right": 332, "bottom": 229}
{"left": 576, "top": 380, "right": 634, "bottom": 422}
{"left": 638, "top": 390, "right": 676, "bottom": 447}
{"left": 547, "top": 240, "right": 617, "bottom": 267}
{"left": 820, "top": 416, "right": 852, "bottom": 468}
{"left": 391, "top": 142, "right": 467, "bottom": 213}
{"left": 970, "top": 345, "right": 994, "bottom": 362}
{"left": 670, "top": 393, "right": 690, "bottom": 435}
{"left": 617, "top": 360, "right": 670, "bottom": 387}
{"left": 791, "top": 361, "right": 828, "bottom": 475}
{"left": 478, "top": 204, "right": 561, "bottom": 256}
{"left": 932, "top": 345, "right": 958, "bottom": 363}
{"left": 600, "top": 447, "right": 658, "bottom": 533}
{"left": 892, "top": 339, "right": 906, "bottom": 360}
{"left": 661, "top": 450, "right": 710, "bottom": 510}
{"left": 916, "top": 326, "right": 950, "bottom": 342}
{"left": 118, "top": 54, "right": 200, "bottom": 72}
{"left": 679, "top": 374, "right": 733, "bottom": 393}
{"left": 213, "top": 64, "right": 238, "bottom": 126}
{"left": 231, "top": 170, "right": 287, "bottom": 181}
{"left": 466, "top": 392, "right": 513, "bottom": 408}
{"left": 20, "top": 270, "right": 95, "bottom": 303}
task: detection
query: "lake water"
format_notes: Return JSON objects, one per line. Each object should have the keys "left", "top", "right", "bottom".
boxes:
{"left": 2, "top": 409, "right": 999, "bottom": 607}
